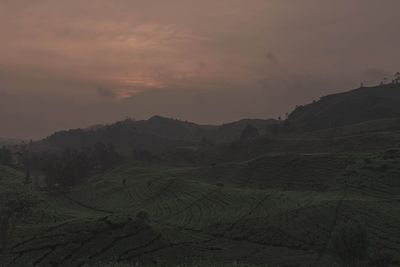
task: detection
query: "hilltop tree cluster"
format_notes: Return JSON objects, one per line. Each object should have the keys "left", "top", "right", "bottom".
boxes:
{"left": 22, "top": 143, "right": 122, "bottom": 189}
{"left": 378, "top": 72, "right": 400, "bottom": 85}
{"left": 393, "top": 72, "right": 400, "bottom": 84}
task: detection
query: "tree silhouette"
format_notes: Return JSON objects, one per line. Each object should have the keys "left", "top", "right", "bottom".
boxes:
{"left": 27, "top": 143, "right": 123, "bottom": 190}
{"left": 240, "top": 124, "right": 260, "bottom": 142}
{"left": 394, "top": 72, "right": 400, "bottom": 84}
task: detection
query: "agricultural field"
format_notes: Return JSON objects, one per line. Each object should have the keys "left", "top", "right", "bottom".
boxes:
{"left": 1, "top": 146, "right": 399, "bottom": 266}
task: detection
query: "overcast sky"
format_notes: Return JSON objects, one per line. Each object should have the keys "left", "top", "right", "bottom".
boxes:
{"left": 1, "top": 0, "right": 400, "bottom": 139}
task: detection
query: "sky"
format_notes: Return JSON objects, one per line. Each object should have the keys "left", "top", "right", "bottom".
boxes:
{"left": 1, "top": 0, "right": 400, "bottom": 139}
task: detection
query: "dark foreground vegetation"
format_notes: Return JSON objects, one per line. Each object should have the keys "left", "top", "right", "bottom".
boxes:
{"left": 1, "top": 83, "right": 400, "bottom": 266}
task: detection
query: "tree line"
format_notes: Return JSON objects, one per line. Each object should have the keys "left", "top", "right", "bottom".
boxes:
{"left": 11, "top": 143, "right": 123, "bottom": 190}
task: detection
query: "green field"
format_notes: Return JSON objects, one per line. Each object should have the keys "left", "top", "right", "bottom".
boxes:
{"left": 1, "top": 145, "right": 399, "bottom": 266}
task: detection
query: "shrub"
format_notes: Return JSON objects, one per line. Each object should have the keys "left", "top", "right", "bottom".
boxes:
{"left": 331, "top": 221, "right": 369, "bottom": 267}
{"left": 368, "top": 251, "right": 393, "bottom": 267}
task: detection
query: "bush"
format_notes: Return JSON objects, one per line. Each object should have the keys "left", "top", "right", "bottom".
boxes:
{"left": 331, "top": 221, "right": 369, "bottom": 267}
{"left": 368, "top": 251, "right": 393, "bottom": 267}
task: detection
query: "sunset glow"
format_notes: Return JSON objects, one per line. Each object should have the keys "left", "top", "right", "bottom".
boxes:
{"left": 1, "top": 0, "right": 400, "bottom": 139}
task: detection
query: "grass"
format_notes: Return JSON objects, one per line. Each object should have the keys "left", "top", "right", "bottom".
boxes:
{"left": 1, "top": 147, "right": 400, "bottom": 266}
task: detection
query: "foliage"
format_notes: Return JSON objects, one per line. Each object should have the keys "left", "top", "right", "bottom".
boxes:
{"left": 0, "top": 146, "right": 13, "bottom": 166}
{"left": 368, "top": 251, "right": 393, "bottom": 267}
{"left": 240, "top": 124, "right": 260, "bottom": 142}
{"left": 331, "top": 221, "right": 369, "bottom": 266}
{"left": 21, "top": 143, "right": 123, "bottom": 188}
{"left": 0, "top": 191, "right": 36, "bottom": 252}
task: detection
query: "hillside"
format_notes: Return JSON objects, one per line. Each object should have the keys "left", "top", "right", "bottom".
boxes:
{"left": 2, "top": 84, "right": 400, "bottom": 266}
{"left": 32, "top": 116, "right": 275, "bottom": 154}
{"left": 288, "top": 83, "right": 400, "bottom": 130}
{"left": 1, "top": 147, "right": 399, "bottom": 266}
{"left": 209, "top": 119, "right": 276, "bottom": 142}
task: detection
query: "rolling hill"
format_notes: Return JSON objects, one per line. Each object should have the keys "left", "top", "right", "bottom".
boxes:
{"left": 31, "top": 116, "right": 276, "bottom": 155}
{"left": 1, "top": 148, "right": 399, "bottom": 266}
{"left": 288, "top": 83, "right": 400, "bottom": 130}
{"left": 1, "top": 84, "right": 400, "bottom": 266}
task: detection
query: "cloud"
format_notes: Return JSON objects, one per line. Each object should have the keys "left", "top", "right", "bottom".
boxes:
{"left": 265, "top": 52, "right": 279, "bottom": 65}
{"left": 1, "top": 0, "right": 400, "bottom": 139}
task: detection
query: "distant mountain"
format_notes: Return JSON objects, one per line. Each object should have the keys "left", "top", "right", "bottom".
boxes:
{"left": 32, "top": 116, "right": 276, "bottom": 154}
{"left": 208, "top": 118, "right": 277, "bottom": 142}
{"left": 288, "top": 83, "right": 400, "bottom": 130}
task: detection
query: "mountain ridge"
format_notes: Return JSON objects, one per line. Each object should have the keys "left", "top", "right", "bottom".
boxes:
{"left": 31, "top": 116, "right": 277, "bottom": 154}
{"left": 288, "top": 83, "right": 400, "bottom": 130}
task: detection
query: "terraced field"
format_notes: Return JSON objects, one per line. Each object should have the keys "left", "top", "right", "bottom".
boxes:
{"left": 1, "top": 150, "right": 400, "bottom": 266}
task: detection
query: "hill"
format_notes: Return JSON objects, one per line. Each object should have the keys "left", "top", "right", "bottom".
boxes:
{"left": 1, "top": 147, "right": 399, "bottom": 266}
{"left": 2, "top": 84, "right": 400, "bottom": 266}
{"left": 31, "top": 116, "right": 276, "bottom": 154}
{"left": 288, "top": 83, "right": 400, "bottom": 130}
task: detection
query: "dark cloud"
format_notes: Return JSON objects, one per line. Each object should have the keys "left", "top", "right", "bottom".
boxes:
{"left": 265, "top": 52, "right": 279, "bottom": 65}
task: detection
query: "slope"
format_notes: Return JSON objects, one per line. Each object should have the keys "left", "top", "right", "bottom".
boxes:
{"left": 288, "top": 83, "right": 400, "bottom": 130}
{"left": 1, "top": 148, "right": 399, "bottom": 266}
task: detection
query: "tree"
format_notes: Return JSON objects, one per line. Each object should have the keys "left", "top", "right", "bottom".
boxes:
{"left": 0, "top": 146, "right": 12, "bottom": 166}
{"left": 42, "top": 154, "right": 60, "bottom": 189}
{"left": 0, "top": 192, "right": 36, "bottom": 252}
{"left": 26, "top": 144, "right": 123, "bottom": 190}
{"left": 93, "top": 143, "right": 121, "bottom": 171}
{"left": 394, "top": 72, "right": 400, "bottom": 84}
{"left": 240, "top": 124, "right": 260, "bottom": 142}
{"left": 331, "top": 221, "right": 369, "bottom": 267}
{"left": 16, "top": 145, "right": 32, "bottom": 184}
{"left": 368, "top": 251, "right": 393, "bottom": 267}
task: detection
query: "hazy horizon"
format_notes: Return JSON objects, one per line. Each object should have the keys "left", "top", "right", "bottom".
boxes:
{"left": 1, "top": 0, "right": 400, "bottom": 139}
